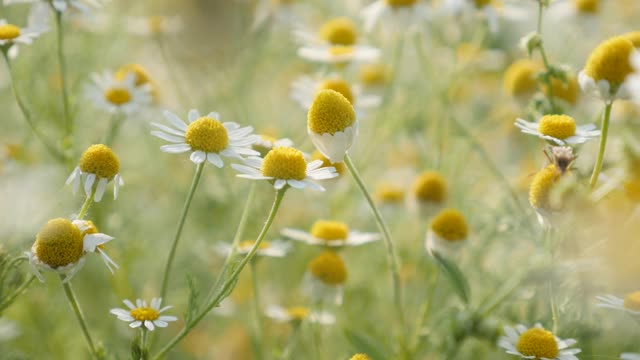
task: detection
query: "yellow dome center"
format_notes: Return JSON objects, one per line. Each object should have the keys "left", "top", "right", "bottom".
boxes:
{"left": 239, "top": 240, "right": 270, "bottom": 251}
{"left": 33, "top": 218, "right": 84, "bottom": 268}
{"left": 309, "top": 251, "right": 347, "bottom": 285}
{"left": 286, "top": 306, "right": 310, "bottom": 320}
{"left": 115, "top": 64, "right": 152, "bottom": 86}
{"left": 104, "top": 88, "right": 132, "bottom": 105}
{"left": 385, "top": 0, "right": 417, "bottom": 7}
{"left": 308, "top": 89, "right": 356, "bottom": 135}
{"left": 624, "top": 31, "right": 640, "bottom": 48}
{"left": 79, "top": 144, "right": 120, "bottom": 180}
{"left": 544, "top": 77, "right": 579, "bottom": 105}
{"left": 584, "top": 36, "right": 635, "bottom": 86}
{"left": 318, "top": 78, "right": 354, "bottom": 104}
{"left": 537, "top": 115, "right": 577, "bottom": 140}
{"left": 261, "top": 147, "right": 307, "bottom": 180}
{"left": 328, "top": 45, "right": 354, "bottom": 57}
{"left": 529, "top": 164, "right": 558, "bottom": 210}
{"left": 412, "top": 171, "right": 447, "bottom": 203}
{"left": 624, "top": 291, "right": 640, "bottom": 311}
{"left": 319, "top": 17, "right": 357, "bottom": 46}
{"left": 375, "top": 183, "right": 405, "bottom": 204}
{"left": 185, "top": 117, "right": 229, "bottom": 153}
{"left": 148, "top": 16, "right": 164, "bottom": 34}
{"left": 624, "top": 179, "right": 640, "bottom": 202}
{"left": 503, "top": 60, "right": 541, "bottom": 97}
{"left": 515, "top": 328, "right": 559, "bottom": 359}
{"left": 310, "top": 220, "right": 349, "bottom": 241}
{"left": 574, "top": 0, "right": 599, "bottom": 13}
{"left": 359, "top": 63, "right": 390, "bottom": 86}
{"left": 0, "top": 24, "right": 20, "bottom": 40}
{"left": 311, "top": 150, "right": 345, "bottom": 175}
{"left": 130, "top": 307, "right": 160, "bottom": 321}
{"left": 350, "top": 355, "right": 371, "bottom": 360}
{"left": 430, "top": 209, "right": 468, "bottom": 242}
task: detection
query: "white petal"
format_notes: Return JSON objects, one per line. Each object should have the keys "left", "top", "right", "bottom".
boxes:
{"left": 84, "top": 173, "right": 96, "bottom": 197}
{"left": 160, "top": 143, "right": 191, "bottom": 153}
{"left": 163, "top": 110, "right": 188, "bottom": 131}
{"left": 129, "top": 321, "right": 142, "bottom": 328}
{"left": 190, "top": 151, "right": 206, "bottom": 164}
{"left": 188, "top": 109, "right": 200, "bottom": 123}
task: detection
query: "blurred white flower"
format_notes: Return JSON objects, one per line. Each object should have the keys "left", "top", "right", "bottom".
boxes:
{"left": 265, "top": 305, "right": 335, "bottom": 325}
{"left": 281, "top": 219, "right": 380, "bottom": 248}
{"left": 361, "top": 0, "right": 429, "bottom": 34}
{"left": 214, "top": 239, "right": 291, "bottom": 258}
{"left": 498, "top": 323, "right": 580, "bottom": 360}
{"left": 628, "top": 52, "right": 640, "bottom": 104}
{"left": 128, "top": 16, "right": 183, "bottom": 36}
{"left": 515, "top": 115, "right": 600, "bottom": 146}
{"left": 596, "top": 292, "right": 640, "bottom": 316}
{"left": 621, "top": 354, "right": 640, "bottom": 360}
{"left": 85, "top": 71, "right": 151, "bottom": 115}
{"left": 0, "top": 18, "right": 45, "bottom": 59}
{"left": 110, "top": 298, "right": 177, "bottom": 331}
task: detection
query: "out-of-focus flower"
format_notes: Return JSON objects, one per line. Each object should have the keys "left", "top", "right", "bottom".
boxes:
{"left": 265, "top": 305, "right": 335, "bottom": 325}
{"left": 349, "top": 354, "right": 371, "bottom": 360}
{"left": 0, "top": 18, "right": 45, "bottom": 59}
{"left": 595, "top": 292, "right": 640, "bottom": 316}
{"left": 375, "top": 182, "right": 405, "bottom": 205}
{"left": 110, "top": 298, "right": 177, "bottom": 331}
{"left": 442, "top": 0, "right": 526, "bottom": 34}
{"left": 252, "top": 134, "right": 294, "bottom": 156}
{"left": 281, "top": 219, "right": 380, "bottom": 247}
{"left": 128, "top": 16, "right": 183, "bottom": 36}
{"left": 85, "top": 71, "right": 152, "bottom": 115}
{"left": 550, "top": 0, "right": 601, "bottom": 19}
{"left": 66, "top": 144, "right": 124, "bottom": 202}
{"left": 0, "top": 319, "right": 19, "bottom": 342}
{"left": 498, "top": 323, "right": 580, "bottom": 360}
{"left": 529, "top": 164, "right": 559, "bottom": 212}
{"left": 115, "top": 63, "right": 159, "bottom": 100}
{"left": 425, "top": 208, "right": 468, "bottom": 256}
{"left": 515, "top": 115, "right": 600, "bottom": 146}
{"left": 304, "top": 250, "right": 347, "bottom": 305}
{"left": 361, "top": 0, "right": 429, "bottom": 34}
{"left": 503, "top": 59, "right": 542, "bottom": 99}
{"left": 542, "top": 75, "right": 580, "bottom": 106}
{"left": 358, "top": 63, "right": 392, "bottom": 89}
{"left": 214, "top": 239, "right": 291, "bottom": 258}
{"left": 307, "top": 89, "right": 358, "bottom": 163}
{"left": 412, "top": 171, "right": 447, "bottom": 210}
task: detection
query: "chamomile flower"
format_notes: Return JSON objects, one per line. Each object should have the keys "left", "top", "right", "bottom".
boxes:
{"left": 214, "top": 239, "right": 291, "bottom": 258}
{"left": 281, "top": 219, "right": 380, "bottom": 247}
{"left": 307, "top": 89, "right": 358, "bottom": 163}
{"left": 515, "top": 115, "right": 600, "bottom": 146}
{"left": 359, "top": 63, "right": 392, "bottom": 89}
{"left": 550, "top": 0, "right": 600, "bottom": 19}
{"left": 498, "top": 323, "right": 580, "bottom": 360}
{"left": 350, "top": 355, "right": 371, "bottom": 360}
{"left": 85, "top": 70, "right": 152, "bottom": 115}
{"left": 26, "top": 218, "right": 117, "bottom": 283}
{"left": 375, "top": 182, "right": 405, "bottom": 205}
{"left": 232, "top": 147, "right": 338, "bottom": 191}
{"left": 579, "top": 36, "right": 638, "bottom": 102}
{"left": 151, "top": 109, "right": 260, "bottom": 167}
{"left": 412, "top": 171, "right": 447, "bottom": 211}
{"left": 529, "top": 164, "right": 561, "bottom": 226}
{"left": 110, "top": 298, "right": 177, "bottom": 331}
{"left": 503, "top": 59, "right": 542, "bottom": 99}
{"left": 543, "top": 76, "right": 580, "bottom": 106}
{"left": 115, "top": 63, "right": 159, "bottom": 100}
{"left": 426, "top": 208, "right": 468, "bottom": 256}
{"left": 0, "top": 19, "right": 45, "bottom": 59}
{"left": 595, "top": 292, "right": 640, "bottom": 315}
{"left": 361, "top": 0, "right": 430, "bottom": 34}
{"left": 66, "top": 144, "right": 124, "bottom": 202}
{"left": 304, "top": 250, "right": 347, "bottom": 305}
{"left": 296, "top": 17, "right": 380, "bottom": 65}
{"left": 265, "top": 305, "right": 335, "bottom": 325}
{"left": 128, "top": 16, "right": 183, "bottom": 36}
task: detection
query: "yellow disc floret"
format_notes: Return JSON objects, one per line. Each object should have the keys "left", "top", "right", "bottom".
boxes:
{"left": 148, "top": 16, "right": 164, "bottom": 34}
{"left": 413, "top": 171, "right": 447, "bottom": 204}
{"left": 503, "top": 60, "right": 541, "bottom": 97}
{"left": 376, "top": 183, "right": 405, "bottom": 204}
{"left": 430, "top": 209, "right": 468, "bottom": 242}
{"left": 537, "top": 115, "right": 576, "bottom": 140}
{"left": 309, "top": 251, "right": 347, "bottom": 285}
{"left": 261, "top": 147, "right": 307, "bottom": 180}
{"left": 385, "top": 0, "right": 417, "bottom": 7}
{"left": 473, "top": 0, "right": 491, "bottom": 8}
{"left": 543, "top": 77, "right": 579, "bottom": 105}
{"left": 33, "top": 218, "right": 84, "bottom": 268}
{"left": 359, "top": 63, "right": 390, "bottom": 87}
{"left": 584, "top": 36, "right": 635, "bottom": 86}
{"left": 574, "top": 0, "right": 599, "bottom": 13}
{"left": 328, "top": 45, "right": 354, "bottom": 57}
{"left": 624, "top": 31, "right": 640, "bottom": 48}
{"left": 239, "top": 240, "right": 270, "bottom": 251}
{"left": 286, "top": 306, "right": 310, "bottom": 321}
{"left": 185, "top": 117, "right": 229, "bottom": 153}
{"left": 529, "top": 164, "right": 559, "bottom": 209}
{"left": 79, "top": 144, "right": 120, "bottom": 180}
{"left": 0, "top": 24, "right": 20, "bottom": 40}
{"left": 624, "top": 291, "right": 640, "bottom": 311}
{"left": 311, "top": 150, "right": 345, "bottom": 175}
{"left": 350, "top": 354, "right": 371, "bottom": 360}
{"left": 310, "top": 220, "right": 349, "bottom": 241}
{"left": 104, "top": 88, "right": 132, "bottom": 105}
{"left": 130, "top": 307, "right": 160, "bottom": 321}
{"left": 318, "top": 78, "right": 354, "bottom": 104}
{"left": 515, "top": 328, "right": 559, "bottom": 359}
{"left": 308, "top": 89, "right": 356, "bottom": 135}
{"left": 319, "top": 17, "right": 357, "bottom": 46}
{"left": 115, "top": 64, "right": 152, "bottom": 86}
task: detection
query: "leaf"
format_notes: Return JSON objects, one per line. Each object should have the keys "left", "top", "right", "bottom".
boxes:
{"left": 343, "top": 328, "right": 389, "bottom": 360}
{"left": 210, "top": 257, "right": 242, "bottom": 306}
{"left": 185, "top": 274, "right": 200, "bottom": 324}
{"left": 432, "top": 252, "right": 470, "bottom": 305}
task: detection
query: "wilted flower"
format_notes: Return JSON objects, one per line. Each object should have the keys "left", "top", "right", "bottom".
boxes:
{"left": 66, "top": 144, "right": 124, "bottom": 202}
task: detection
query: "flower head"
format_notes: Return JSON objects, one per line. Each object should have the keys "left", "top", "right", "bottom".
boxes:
{"left": 0, "top": 19, "right": 45, "bottom": 59}
{"left": 85, "top": 70, "right": 151, "bottom": 115}
{"left": 214, "top": 239, "right": 291, "bottom": 258}
{"left": 281, "top": 219, "right": 380, "bottom": 247}
{"left": 580, "top": 36, "right": 637, "bottom": 101}
{"left": 359, "top": 63, "right": 391, "bottom": 88}
{"left": 529, "top": 164, "right": 559, "bottom": 211}
{"left": 350, "top": 354, "right": 371, "bottom": 360}
{"left": 307, "top": 89, "right": 358, "bottom": 163}
{"left": 574, "top": 0, "right": 599, "bottom": 14}
{"left": 543, "top": 76, "right": 580, "bottom": 105}
{"left": 426, "top": 208, "right": 468, "bottom": 255}
{"left": 503, "top": 59, "right": 541, "bottom": 98}
{"left": 110, "top": 298, "right": 177, "bottom": 331}
{"left": 596, "top": 292, "right": 640, "bottom": 315}
{"left": 515, "top": 115, "right": 600, "bottom": 146}
{"left": 265, "top": 305, "right": 335, "bottom": 325}
{"left": 412, "top": 171, "right": 447, "bottom": 205}
{"left": 498, "top": 323, "right": 580, "bottom": 360}
{"left": 66, "top": 144, "right": 124, "bottom": 202}
{"left": 305, "top": 250, "right": 347, "bottom": 305}
{"left": 375, "top": 183, "right": 405, "bottom": 205}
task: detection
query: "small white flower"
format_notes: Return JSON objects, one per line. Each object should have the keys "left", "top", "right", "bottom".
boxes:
{"left": 515, "top": 115, "right": 600, "bottom": 146}
{"left": 307, "top": 89, "right": 358, "bottom": 163}
{"left": 110, "top": 298, "right": 177, "bottom": 331}
{"left": 304, "top": 251, "right": 347, "bottom": 306}
{"left": 66, "top": 144, "right": 124, "bottom": 202}
{"left": 214, "top": 240, "right": 291, "bottom": 258}
{"left": 361, "top": 0, "right": 430, "bottom": 34}
{"left": 85, "top": 71, "right": 151, "bottom": 115}
{"left": 498, "top": 323, "right": 580, "bottom": 360}
{"left": 127, "top": 15, "right": 183, "bottom": 36}
{"left": 151, "top": 109, "right": 260, "bottom": 167}
{"left": 0, "top": 18, "right": 45, "bottom": 59}
{"left": 265, "top": 305, "right": 336, "bottom": 325}
{"left": 281, "top": 220, "right": 380, "bottom": 248}
{"left": 595, "top": 293, "right": 640, "bottom": 316}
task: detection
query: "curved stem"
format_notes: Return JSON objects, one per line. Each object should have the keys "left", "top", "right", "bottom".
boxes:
{"left": 55, "top": 10, "right": 73, "bottom": 148}
{"left": 0, "top": 276, "right": 35, "bottom": 314}
{"left": 160, "top": 162, "right": 205, "bottom": 300}
{"left": 250, "top": 260, "right": 264, "bottom": 360}
{"left": 77, "top": 193, "right": 95, "bottom": 221}
{"left": 61, "top": 276, "right": 98, "bottom": 359}
{"left": 589, "top": 102, "right": 613, "bottom": 189}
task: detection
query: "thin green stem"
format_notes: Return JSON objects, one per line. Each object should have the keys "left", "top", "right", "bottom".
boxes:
{"left": 410, "top": 268, "right": 439, "bottom": 355}
{"left": 589, "top": 102, "right": 613, "bottom": 189}
{"left": 160, "top": 162, "right": 205, "bottom": 300}
{"left": 77, "top": 193, "right": 95, "bottom": 221}
{"left": 280, "top": 323, "right": 302, "bottom": 360}
{"left": 60, "top": 276, "right": 98, "bottom": 359}
{"left": 343, "top": 155, "right": 406, "bottom": 351}
{"left": 153, "top": 189, "right": 286, "bottom": 360}
{"left": 535, "top": 0, "right": 556, "bottom": 112}
{"left": 140, "top": 328, "right": 150, "bottom": 360}
{"left": 0, "top": 276, "right": 35, "bottom": 314}
{"left": 104, "top": 113, "right": 125, "bottom": 147}
{"left": 312, "top": 301, "right": 324, "bottom": 360}
{"left": 54, "top": 10, "right": 73, "bottom": 146}
{"left": 545, "top": 227, "right": 559, "bottom": 334}
{"left": 250, "top": 260, "right": 264, "bottom": 360}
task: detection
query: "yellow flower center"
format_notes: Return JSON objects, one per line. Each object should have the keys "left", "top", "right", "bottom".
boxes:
{"left": 319, "top": 17, "right": 357, "bottom": 46}
{"left": 624, "top": 291, "right": 640, "bottom": 311}
{"left": 543, "top": 77, "right": 579, "bottom": 105}
{"left": 239, "top": 240, "right": 270, "bottom": 251}
{"left": 310, "top": 220, "right": 349, "bottom": 241}
{"left": 261, "top": 147, "right": 307, "bottom": 180}
{"left": 385, "top": 0, "right": 417, "bottom": 7}
{"left": 537, "top": 115, "right": 577, "bottom": 140}
{"left": 286, "top": 306, "right": 310, "bottom": 320}
{"left": 115, "top": 64, "right": 152, "bottom": 86}
{"left": 350, "top": 355, "right": 371, "bottom": 360}
{"left": 584, "top": 36, "right": 635, "bottom": 86}
{"left": 185, "top": 117, "right": 229, "bottom": 153}
{"left": 624, "top": 31, "right": 640, "bottom": 48}
{"left": 624, "top": 179, "right": 640, "bottom": 202}
{"left": 472, "top": 0, "right": 492, "bottom": 7}
{"left": 515, "top": 328, "right": 559, "bottom": 359}
{"left": 33, "top": 218, "right": 84, "bottom": 268}
{"left": 328, "top": 45, "right": 354, "bottom": 57}
{"left": 104, "top": 88, "right": 132, "bottom": 105}
{"left": 311, "top": 150, "right": 345, "bottom": 175}
{"left": 529, "top": 164, "right": 558, "bottom": 209}
{"left": 130, "top": 307, "right": 160, "bottom": 321}
{"left": 574, "top": 0, "right": 599, "bottom": 13}
{"left": 318, "top": 78, "right": 354, "bottom": 104}
{"left": 503, "top": 60, "right": 541, "bottom": 97}
{"left": 308, "top": 89, "right": 356, "bottom": 135}
{"left": 430, "top": 209, "right": 468, "bottom": 242}
{"left": 0, "top": 24, "right": 20, "bottom": 40}
{"left": 79, "top": 144, "right": 120, "bottom": 180}
{"left": 309, "top": 251, "right": 347, "bottom": 285}
{"left": 412, "top": 171, "right": 447, "bottom": 204}
{"left": 148, "top": 16, "right": 164, "bottom": 34}
{"left": 375, "top": 183, "right": 405, "bottom": 204}
{"left": 359, "top": 63, "right": 390, "bottom": 86}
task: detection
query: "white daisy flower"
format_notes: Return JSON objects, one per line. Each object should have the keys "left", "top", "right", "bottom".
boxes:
{"left": 498, "top": 323, "right": 581, "bottom": 360}
{"left": 27, "top": 218, "right": 117, "bottom": 283}
{"left": 304, "top": 250, "right": 347, "bottom": 306}
{"left": 307, "top": 89, "right": 358, "bottom": 163}
{"left": 85, "top": 71, "right": 151, "bottom": 115}
{"left": 0, "top": 319, "right": 19, "bottom": 342}
{"left": 281, "top": 220, "right": 380, "bottom": 247}
{"left": 66, "top": 144, "right": 124, "bottom": 202}
{"left": 515, "top": 115, "right": 600, "bottom": 146}
{"left": 621, "top": 354, "right": 640, "bottom": 360}
{"left": 426, "top": 208, "right": 468, "bottom": 256}
{"left": 214, "top": 239, "right": 291, "bottom": 258}
{"left": 110, "top": 298, "right": 177, "bottom": 331}
{"left": 361, "top": 0, "right": 430, "bottom": 34}
{"left": 265, "top": 305, "right": 336, "bottom": 325}
{"left": 232, "top": 147, "right": 338, "bottom": 191}
{"left": 253, "top": 133, "right": 294, "bottom": 156}
{"left": 127, "top": 15, "right": 183, "bottom": 36}
{"left": 151, "top": 109, "right": 260, "bottom": 167}
{"left": 595, "top": 292, "right": 640, "bottom": 316}
{"left": 0, "top": 18, "right": 45, "bottom": 59}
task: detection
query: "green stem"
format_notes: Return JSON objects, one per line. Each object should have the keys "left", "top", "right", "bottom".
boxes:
{"left": 312, "top": 301, "right": 324, "bottom": 360}
{"left": 535, "top": 0, "right": 557, "bottom": 112}
{"left": 160, "top": 162, "right": 205, "bottom": 300}
{"left": 0, "top": 276, "right": 35, "bottom": 314}
{"left": 153, "top": 189, "right": 286, "bottom": 360}
{"left": 140, "top": 328, "right": 150, "bottom": 360}
{"left": 104, "top": 113, "right": 125, "bottom": 147}
{"left": 589, "top": 102, "right": 613, "bottom": 189}
{"left": 60, "top": 275, "right": 98, "bottom": 359}
{"left": 343, "top": 155, "right": 406, "bottom": 350}
{"left": 77, "top": 193, "right": 95, "bottom": 221}
{"left": 410, "top": 268, "right": 439, "bottom": 354}
{"left": 545, "top": 227, "right": 559, "bottom": 334}
{"left": 54, "top": 10, "right": 73, "bottom": 147}
{"left": 280, "top": 323, "right": 302, "bottom": 360}
{"left": 250, "top": 260, "right": 264, "bottom": 360}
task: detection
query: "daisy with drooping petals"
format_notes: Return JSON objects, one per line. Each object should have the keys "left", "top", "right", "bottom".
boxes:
{"left": 498, "top": 323, "right": 581, "bottom": 360}
{"left": 361, "top": 0, "right": 430, "bottom": 34}
{"left": 232, "top": 147, "right": 338, "bottom": 191}
{"left": 515, "top": 115, "right": 600, "bottom": 146}
{"left": 151, "top": 109, "right": 260, "bottom": 167}
{"left": 110, "top": 298, "right": 177, "bottom": 331}
{"left": 26, "top": 218, "right": 117, "bottom": 283}
{"left": 411, "top": 170, "right": 447, "bottom": 213}
{"left": 425, "top": 208, "right": 468, "bottom": 256}
{"left": 214, "top": 239, "right": 291, "bottom": 258}
{"left": 307, "top": 89, "right": 358, "bottom": 163}
{"left": 0, "top": 18, "right": 45, "bottom": 59}
{"left": 304, "top": 250, "right": 347, "bottom": 305}
{"left": 281, "top": 219, "right": 380, "bottom": 247}
{"left": 596, "top": 292, "right": 640, "bottom": 316}
{"left": 85, "top": 71, "right": 152, "bottom": 115}
{"left": 265, "top": 305, "right": 335, "bottom": 325}
{"left": 66, "top": 144, "right": 124, "bottom": 202}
